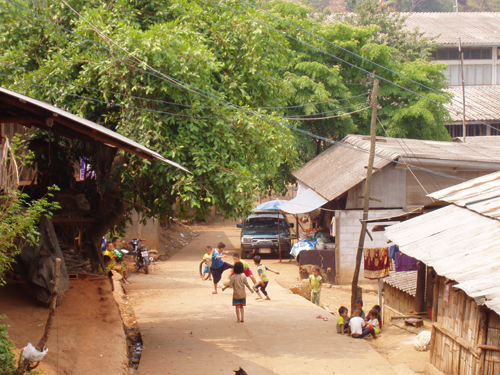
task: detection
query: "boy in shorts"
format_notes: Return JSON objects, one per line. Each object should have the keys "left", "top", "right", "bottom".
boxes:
{"left": 230, "top": 253, "right": 257, "bottom": 285}
{"left": 253, "top": 255, "right": 280, "bottom": 300}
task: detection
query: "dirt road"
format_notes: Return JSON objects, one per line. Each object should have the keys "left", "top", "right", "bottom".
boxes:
{"left": 125, "top": 221, "right": 401, "bottom": 375}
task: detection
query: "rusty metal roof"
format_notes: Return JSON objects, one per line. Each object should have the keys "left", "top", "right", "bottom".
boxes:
{"left": 445, "top": 86, "right": 500, "bottom": 123}
{"left": 0, "top": 87, "right": 190, "bottom": 173}
{"left": 385, "top": 191, "right": 500, "bottom": 315}
{"left": 403, "top": 12, "right": 500, "bottom": 46}
{"left": 383, "top": 271, "right": 418, "bottom": 297}
{"left": 429, "top": 170, "right": 500, "bottom": 219}
{"left": 293, "top": 135, "right": 500, "bottom": 201}
{"left": 293, "top": 136, "right": 398, "bottom": 201}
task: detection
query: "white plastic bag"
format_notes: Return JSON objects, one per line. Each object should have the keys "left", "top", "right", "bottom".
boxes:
{"left": 414, "top": 331, "right": 432, "bottom": 352}
{"left": 22, "top": 342, "right": 49, "bottom": 361}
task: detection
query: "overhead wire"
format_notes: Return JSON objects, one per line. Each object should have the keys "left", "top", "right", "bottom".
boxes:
{"left": 280, "top": 106, "right": 370, "bottom": 120}
{"left": 226, "top": 0, "right": 500, "bottom": 132}
{"left": 0, "top": 73, "right": 222, "bottom": 119}
{"left": 0, "top": 0, "right": 470, "bottom": 182}
{"left": 1, "top": 60, "right": 371, "bottom": 116}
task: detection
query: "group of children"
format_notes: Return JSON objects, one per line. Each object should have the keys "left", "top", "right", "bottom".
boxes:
{"left": 102, "top": 237, "right": 130, "bottom": 284}
{"left": 337, "top": 299, "right": 382, "bottom": 339}
{"left": 203, "top": 245, "right": 280, "bottom": 322}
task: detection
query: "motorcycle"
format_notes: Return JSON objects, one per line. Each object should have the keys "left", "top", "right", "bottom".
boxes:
{"left": 128, "top": 238, "right": 150, "bottom": 274}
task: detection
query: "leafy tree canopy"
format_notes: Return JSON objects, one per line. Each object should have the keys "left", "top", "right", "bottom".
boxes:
{"left": 0, "top": 0, "right": 451, "bottom": 239}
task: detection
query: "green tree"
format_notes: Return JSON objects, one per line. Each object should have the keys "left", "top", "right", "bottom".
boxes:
{"left": 0, "top": 0, "right": 298, "bottom": 263}
{"left": 0, "top": 188, "right": 59, "bottom": 285}
{"left": 0, "top": 0, "right": 451, "bottom": 264}
{"left": 265, "top": 0, "right": 451, "bottom": 157}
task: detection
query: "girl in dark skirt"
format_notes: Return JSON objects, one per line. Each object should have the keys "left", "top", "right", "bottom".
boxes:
{"left": 210, "top": 242, "right": 233, "bottom": 294}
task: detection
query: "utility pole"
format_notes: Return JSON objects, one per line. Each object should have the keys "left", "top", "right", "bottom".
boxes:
{"left": 350, "top": 79, "right": 379, "bottom": 313}
{"left": 454, "top": 0, "right": 467, "bottom": 142}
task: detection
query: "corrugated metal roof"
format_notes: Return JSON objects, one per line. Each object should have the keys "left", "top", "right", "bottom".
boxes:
{"left": 445, "top": 86, "right": 500, "bottom": 123}
{"left": 429, "top": 170, "right": 500, "bottom": 219}
{"left": 0, "top": 87, "right": 190, "bottom": 173}
{"left": 292, "top": 136, "right": 398, "bottom": 201}
{"left": 403, "top": 12, "right": 500, "bottom": 46}
{"left": 385, "top": 203, "right": 500, "bottom": 315}
{"left": 293, "top": 135, "right": 500, "bottom": 201}
{"left": 383, "top": 270, "right": 418, "bottom": 297}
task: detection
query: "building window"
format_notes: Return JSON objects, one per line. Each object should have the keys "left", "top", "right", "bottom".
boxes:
{"left": 433, "top": 47, "right": 492, "bottom": 60}
{"left": 444, "top": 64, "right": 492, "bottom": 85}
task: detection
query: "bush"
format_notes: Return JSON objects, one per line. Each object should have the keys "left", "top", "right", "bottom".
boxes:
{"left": 0, "top": 315, "right": 16, "bottom": 375}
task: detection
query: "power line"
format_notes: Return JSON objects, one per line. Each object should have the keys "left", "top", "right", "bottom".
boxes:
{"left": 258, "top": 92, "right": 369, "bottom": 109}
{"left": 1, "top": 1, "right": 473, "bottom": 182}
{"left": 0, "top": 61, "right": 226, "bottom": 110}
{"left": 229, "top": 0, "right": 500, "bottom": 129}
{"left": 280, "top": 106, "right": 370, "bottom": 120}
{"left": 279, "top": 103, "right": 368, "bottom": 118}
{"left": 0, "top": 73, "right": 222, "bottom": 119}
{"left": 1, "top": 60, "right": 370, "bottom": 116}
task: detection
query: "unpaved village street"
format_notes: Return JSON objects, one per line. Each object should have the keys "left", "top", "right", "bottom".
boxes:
{"left": 125, "top": 221, "right": 401, "bottom": 375}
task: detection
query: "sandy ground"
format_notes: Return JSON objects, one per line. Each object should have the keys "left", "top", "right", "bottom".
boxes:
{"left": 123, "top": 220, "right": 429, "bottom": 375}
{"left": 0, "top": 218, "right": 430, "bottom": 374}
{"left": 0, "top": 276, "right": 128, "bottom": 375}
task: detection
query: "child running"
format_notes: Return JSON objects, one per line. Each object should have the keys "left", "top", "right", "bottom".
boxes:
{"left": 253, "top": 255, "right": 280, "bottom": 300}
{"left": 230, "top": 253, "right": 257, "bottom": 285}
{"left": 202, "top": 246, "right": 212, "bottom": 281}
{"left": 309, "top": 265, "right": 323, "bottom": 306}
{"left": 222, "top": 261, "right": 254, "bottom": 322}
{"left": 210, "top": 242, "right": 233, "bottom": 294}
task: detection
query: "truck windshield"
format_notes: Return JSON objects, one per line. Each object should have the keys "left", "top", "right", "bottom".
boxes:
{"left": 245, "top": 217, "right": 287, "bottom": 229}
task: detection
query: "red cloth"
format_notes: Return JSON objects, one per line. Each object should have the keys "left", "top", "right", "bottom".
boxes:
{"left": 364, "top": 247, "right": 390, "bottom": 279}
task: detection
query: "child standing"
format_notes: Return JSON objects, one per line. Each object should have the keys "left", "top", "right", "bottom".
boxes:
{"left": 337, "top": 306, "right": 349, "bottom": 334}
{"left": 309, "top": 265, "right": 323, "bottom": 306}
{"left": 202, "top": 246, "right": 212, "bottom": 281}
{"left": 348, "top": 309, "right": 379, "bottom": 339}
{"left": 253, "top": 255, "right": 280, "bottom": 300}
{"left": 222, "top": 261, "right": 254, "bottom": 322}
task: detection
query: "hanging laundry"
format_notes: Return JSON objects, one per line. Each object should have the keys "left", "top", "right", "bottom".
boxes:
{"left": 388, "top": 244, "right": 399, "bottom": 260}
{"left": 364, "top": 247, "right": 390, "bottom": 279}
{"left": 395, "top": 252, "right": 420, "bottom": 272}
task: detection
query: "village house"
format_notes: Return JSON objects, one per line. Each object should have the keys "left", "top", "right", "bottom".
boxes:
{"left": 404, "top": 12, "right": 500, "bottom": 137}
{"left": 292, "top": 134, "right": 500, "bottom": 283}
{"left": 0, "top": 87, "right": 185, "bottom": 302}
{"left": 384, "top": 171, "right": 500, "bottom": 375}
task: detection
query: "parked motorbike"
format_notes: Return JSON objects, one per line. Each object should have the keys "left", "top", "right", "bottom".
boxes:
{"left": 128, "top": 238, "right": 149, "bottom": 274}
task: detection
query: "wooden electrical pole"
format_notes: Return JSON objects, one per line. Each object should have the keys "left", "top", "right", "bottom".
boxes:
{"left": 351, "top": 79, "right": 379, "bottom": 313}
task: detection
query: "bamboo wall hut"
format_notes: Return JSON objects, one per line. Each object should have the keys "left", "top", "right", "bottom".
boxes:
{"left": 383, "top": 271, "right": 418, "bottom": 323}
{"left": 385, "top": 172, "right": 500, "bottom": 375}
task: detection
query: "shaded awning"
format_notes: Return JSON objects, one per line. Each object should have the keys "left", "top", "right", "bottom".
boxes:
{"left": 0, "top": 87, "right": 190, "bottom": 173}
{"left": 279, "top": 189, "right": 327, "bottom": 214}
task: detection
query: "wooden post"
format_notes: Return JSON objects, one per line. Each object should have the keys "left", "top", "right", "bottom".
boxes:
{"left": 432, "top": 275, "right": 440, "bottom": 322}
{"left": 415, "top": 263, "right": 426, "bottom": 313}
{"left": 378, "top": 279, "right": 383, "bottom": 308}
{"left": 477, "top": 307, "right": 489, "bottom": 375}
{"left": 15, "top": 258, "right": 61, "bottom": 375}
{"left": 351, "top": 79, "right": 379, "bottom": 313}
{"left": 278, "top": 211, "right": 281, "bottom": 263}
